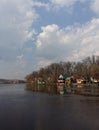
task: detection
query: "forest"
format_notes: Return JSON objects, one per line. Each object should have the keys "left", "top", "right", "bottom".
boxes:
{"left": 25, "top": 55, "right": 99, "bottom": 83}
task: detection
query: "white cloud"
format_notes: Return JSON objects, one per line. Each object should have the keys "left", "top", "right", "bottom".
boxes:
{"left": 36, "top": 18, "right": 99, "bottom": 67}
{"left": 17, "top": 54, "right": 24, "bottom": 61}
{"left": 0, "top": 0, "right": 39, "bottom": 79}
{"left": 0, "top": 0, "right": 40, "bottom": 71}
{"left": 90, "top": 0, "right": 99, "bottom": 15}
{"left": 0, "top": 0, "right": 38, "bottom": 48}
{"left": 0, "top": 0, "right": 53, "bottom": 79}
{"left": 32, "top": 1, "right": 50, "bottom": 11}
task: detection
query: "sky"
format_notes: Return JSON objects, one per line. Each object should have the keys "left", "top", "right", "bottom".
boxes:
{"left": 0, "top": 0, "right": 99, "bottom": 79}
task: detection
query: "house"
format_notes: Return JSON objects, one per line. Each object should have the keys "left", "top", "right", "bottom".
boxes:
{"left": 90, "top": 77, "right": 99, "bottom": 84}
{"left": 76, "top": 79, "right": 86, "bottom": 84}
{"left": 57, "top": 74, "right": 71, "bottom": 95}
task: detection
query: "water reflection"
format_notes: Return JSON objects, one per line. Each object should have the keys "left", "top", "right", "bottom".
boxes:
{"left": 26, "top": 83, "right": 99, "bottom": 96}
{"left": 26, "top": 83, "right": 58, "bottom": 94}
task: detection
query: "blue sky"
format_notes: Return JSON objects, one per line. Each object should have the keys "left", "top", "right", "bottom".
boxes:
{"left": 0, "top": 0, "right": 99, "bottom": 79}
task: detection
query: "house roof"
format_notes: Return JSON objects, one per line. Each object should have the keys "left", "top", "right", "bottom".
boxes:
{"left": 59, "top": 74, "right": 70, "bottom": 79}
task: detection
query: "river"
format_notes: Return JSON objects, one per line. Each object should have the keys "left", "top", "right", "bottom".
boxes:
{"left": 0, "top": 84, "right": 99, "bottom": 130}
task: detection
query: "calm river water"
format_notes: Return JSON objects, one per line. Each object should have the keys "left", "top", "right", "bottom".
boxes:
{"left": 0, "top": 84, "right": 99, "bottom": 130}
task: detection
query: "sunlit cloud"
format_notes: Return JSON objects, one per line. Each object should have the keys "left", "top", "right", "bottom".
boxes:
{"left": 36, "top": 18, "right": 99, "bottom": 66}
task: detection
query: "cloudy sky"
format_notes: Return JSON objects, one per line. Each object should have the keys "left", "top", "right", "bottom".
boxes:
{"left": 0, "top": 0, "right": 99, "bottom": 79}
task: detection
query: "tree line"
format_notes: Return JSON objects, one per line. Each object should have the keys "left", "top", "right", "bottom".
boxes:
{"left": 25, "top": 55, "right": 99, "bottom": 83}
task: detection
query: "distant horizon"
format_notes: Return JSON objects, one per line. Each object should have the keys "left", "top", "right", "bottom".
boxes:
{"left": 0, "top": 78, "right": 25, "bottom": 81}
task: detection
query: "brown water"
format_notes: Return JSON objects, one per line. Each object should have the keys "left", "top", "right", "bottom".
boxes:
{"left": 0, "top": 84, "right": 99, "bottom": 130}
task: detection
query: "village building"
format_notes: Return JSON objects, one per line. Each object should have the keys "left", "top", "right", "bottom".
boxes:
{"left": 57, "top": 74, "right": 71, "bottom": 95}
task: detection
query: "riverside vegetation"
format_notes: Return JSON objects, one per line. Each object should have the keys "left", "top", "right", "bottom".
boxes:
{"left": 25, "top": 55, "right": 99, "bottom": 84}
